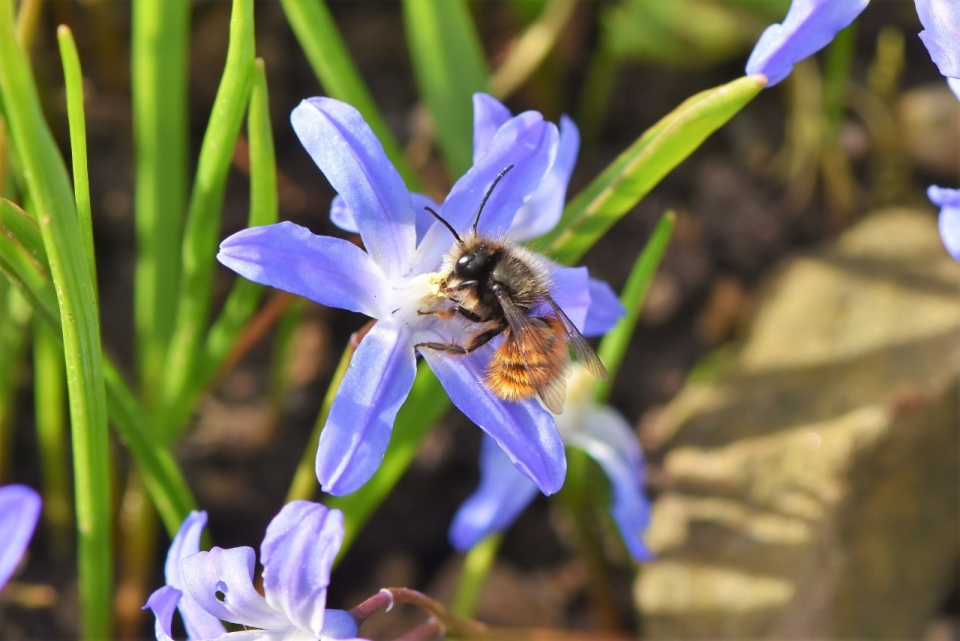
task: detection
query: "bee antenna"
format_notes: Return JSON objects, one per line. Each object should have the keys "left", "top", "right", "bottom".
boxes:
{"left": 471, "top": 164, "right": 515, "bottom": 234}
{"left": 424, "top": 206, "right": 463, "bottom": 244}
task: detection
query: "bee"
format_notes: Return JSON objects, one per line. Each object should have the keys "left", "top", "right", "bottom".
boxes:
{"left": 414, "top": 165, "right": 607, "bottom": 414}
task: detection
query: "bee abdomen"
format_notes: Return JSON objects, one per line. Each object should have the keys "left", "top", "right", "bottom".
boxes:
{"left": 485, "top": 317, "right": 569, "bottom": 403}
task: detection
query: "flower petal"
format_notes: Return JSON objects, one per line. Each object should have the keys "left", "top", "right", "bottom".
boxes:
{"left": 144, "top": 586, "right": 181, "bottom": 641}
{"left": 316, "top": 321, "right": 417, "bottom": 495}
{"left": 930, "top": 185, "right": 960, "bottom": 261}
{"left": 421, "top": 348, "right": 566, "bottom": 494}
{"left": 548, "top": 265, "right": 590, "bottom": 331}
{"left": 509, "top": 115, "right": 580, "bottom": 242}
{"left": 181, "top": 546, "right": 290, "bottom": 631}
{"left": 329, "top": 195, "right": 358, "bottom": 234}
{"left": 412, "top": 113, "right": 558, "bottom": 274}
{"left": 949, "top": 77, "right": 960, "bottom": 101}
{"left": 261, "top": 502, "right": 343, "bottom": 637}
{"left": 583, "top": 278, "right": 626, "bottom": 337}
{"left": 449, "top": 435, "right": 539, "bottom": 551}
{"left": 291, "top": 98, "right": 416, "bottom": 278}
{"left": 0, "top": 484, "right": 40, "bottom": 589}
{"left": 916, "top": 0, "right": 960, "bottom": 79}
{"left": 331, "top": 193, "right": 441, "bottom": 244}
{"left": 745, "top": 0, "right": 869, "bottom": 87}
{"left": 164, "top": 511, "right": 226, "bottom": 640}
{"left": 472, "top": 93, "right": 513, "bottom": 163}
{"left": 218, "top": 222, "right": 387, "bottom": 319}
{"left": 568, "top": 405, "right": 653, "bottom": 561}
{"left": 319, "top": 609, "right": 361, "bottom": 640}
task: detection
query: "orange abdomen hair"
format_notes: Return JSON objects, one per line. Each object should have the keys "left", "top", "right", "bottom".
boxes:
{"left": 486, "top": 316, "right": 568, "bottom": 402}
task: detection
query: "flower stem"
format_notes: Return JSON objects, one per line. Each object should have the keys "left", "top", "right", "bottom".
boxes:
{"left": 286, "top": 340, "right": 355, "bottom": 502}
{"left": 450, "top": 532, "right": 503, "bottom": 618}
{"left": 33, "top": 319, "right": 72, "bottom": 559}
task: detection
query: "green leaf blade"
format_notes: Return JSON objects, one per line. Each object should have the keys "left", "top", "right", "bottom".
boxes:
{"left": 132, "top": 0, "right": 191, "bottom": 404}
{"left": 279, "top": 0, "right": 421, "bottom": 190}
{"left": 539, "top": 75, "right": 765, "bottom": 265}
{"left": 594, "top": 211, "right": 675, "bottom": 401}
{"left": 0, "top": 1, "right": 112, "bottom": 634}
{"left": 403, "top": 0, "right": 489, "bottom": 177}
{"left": 0, "top": 198, "right": 197, "bottom": 537}
{"left": 161, "top": 0, "right": 255, "bottom": 436}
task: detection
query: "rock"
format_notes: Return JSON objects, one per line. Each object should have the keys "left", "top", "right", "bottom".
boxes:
{"left": 636, "top": 209, "right": 960, "bottom": 638}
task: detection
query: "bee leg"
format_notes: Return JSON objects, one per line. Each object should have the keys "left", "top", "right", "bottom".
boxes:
{"left": 414, "top": 340, "right": 467, "bottom": 355}
{"left": 417, "top": 307, "right": 459, "bottom": 320}
{"left": 415, "top": 322, "right": 506, "bottom": 356}
{"left": 418, "top": 305, "right": 486, "bottom": 323}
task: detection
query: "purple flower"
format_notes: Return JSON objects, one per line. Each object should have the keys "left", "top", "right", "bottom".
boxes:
{"left": 450, "top": 367, "right": 653, "bottom": 562}
{"left": 916, "top": 0, "right": 960, "bottom": 79}
{"left": 948, "top": 77, "right": 960, "bottom": 101}
{"left": 144, "top": 502, "right": 364, "bottom": 641}
{"left": 218, "top": 97, "right": 624, "bottom": 498}
{"left": 746, "top": 0, "right": 960, "bottom": 89}
{"left": 745, "top": 0, "right": 869, "bottom": 87}
{"left": 0, "top": 484, "right": 41, "bottom": 589}
{"left": 929, "top": 185, "right": 960, "bottom": 262}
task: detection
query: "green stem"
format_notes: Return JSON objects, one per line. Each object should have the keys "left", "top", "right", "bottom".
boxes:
{"left": 33, "top": 318, "right": 73, "bottom": 560}
{"left": 287, "top": 341, "right": 355, "bottom": 503}
{"left": 0, "top": 0, "right": 113, "bottom": 634}
{"left": 450, "top": 533, "right": 503, "bottom": 618}
{"left": 0, "top": 197, "right": 198, "bottom": 536}
{"left": 115, "top": 468, "right": 159, "bottom": 639}
{"left": 161, "top": 0, "right": 255, "bottom": 438}
{"left": 56, "top": 26, "right": 96, "bottom": 294}
{"left": 0, "top": 283, "right": 31, "bottom": 482}
{"left": 131, "top": 0, "right": 190, "bottom": 407}
{"left": 267, "top": 298, "right": 306, "bottom": 416}
{"left": 822, "top": 23, "right": 856, "bottom": 134}
{"left": 594, "top": 211, "right": 675, "bottom": 401}
{"left": 278, "top": 0, "right": 421, "bottom": 190}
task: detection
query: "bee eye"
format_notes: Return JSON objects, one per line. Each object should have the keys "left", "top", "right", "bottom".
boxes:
{"left": 455, "top": 253, "right": 482, "bottom": 277}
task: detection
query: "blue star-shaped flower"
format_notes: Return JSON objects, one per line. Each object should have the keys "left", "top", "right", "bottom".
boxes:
{"left": 144, "top": 502, "right": 364, "bottom": 641}
{"left": 450, "top": 366, "right": 653, "bottom": 562}
{"left": 746, "top": 0, "right": 960, "bottom": 88}
{"left": 0, "top": 484, "right": 41, "bottom": 590}
{"left": 218, "top": 96, "right": 623, "bottom": 498}
{"left": 929, "top": 185, "right": 960, "bottom": 262}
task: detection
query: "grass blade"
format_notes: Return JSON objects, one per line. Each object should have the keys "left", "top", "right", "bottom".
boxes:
{"left": 594, "top": 211, "right": 675, "bottom": 401}
{"left": 131, "top": 0, "right": 190, "bottom": 404}
{"left": 203, "top": 58, "right": 277, "bottom": 383}
{"left": 161, "top": 0, "right": 255, "bottom": 437}
{"left": 402, "top": 0, "right": 489, "bottom": 176}
{"left": 33, "top": 318, "right": 73, "bottom": 558}
{"left": 0, "top": 1, "right": 112, "bottom": 634}
{"left": 536, "top": 75, "right": 766, "bottom": 264}
{"left": 0, "top": 284, "right": 31, "bottom": 482}
{"left": 489, "top": 0, "right": 578, "bottom": 100}
{"left": 279, "top": 0, "right": 421, "bottom": 190}
{"left": 287, "top": 340, "right": 354, "bottom": 503}
{"left": 0, "top": 198, "right": 197, "bottom": 536}
{"left": 56, "top": 26, "right": 96, "bottom": 290}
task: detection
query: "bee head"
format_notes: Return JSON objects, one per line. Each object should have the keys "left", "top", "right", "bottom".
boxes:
{"left": 454, "top": 245, "right": 492, "bottom": 279}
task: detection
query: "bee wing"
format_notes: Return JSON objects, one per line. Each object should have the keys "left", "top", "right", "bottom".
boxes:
{"left": 546, "top": 296, "right": 608, "bottom": 381}
{"left": 493, "top": 287, "right": 570, "bottom": 413}
{"left": 539, "top": 358, "right": 571, "bottom": 415}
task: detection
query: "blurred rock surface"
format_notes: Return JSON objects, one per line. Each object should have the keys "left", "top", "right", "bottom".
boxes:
{"left": 636, "top": 208, "right": 960, "bottom": 638}
{"left": 898, "top": 84, "right": 960, "bottom": 180}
